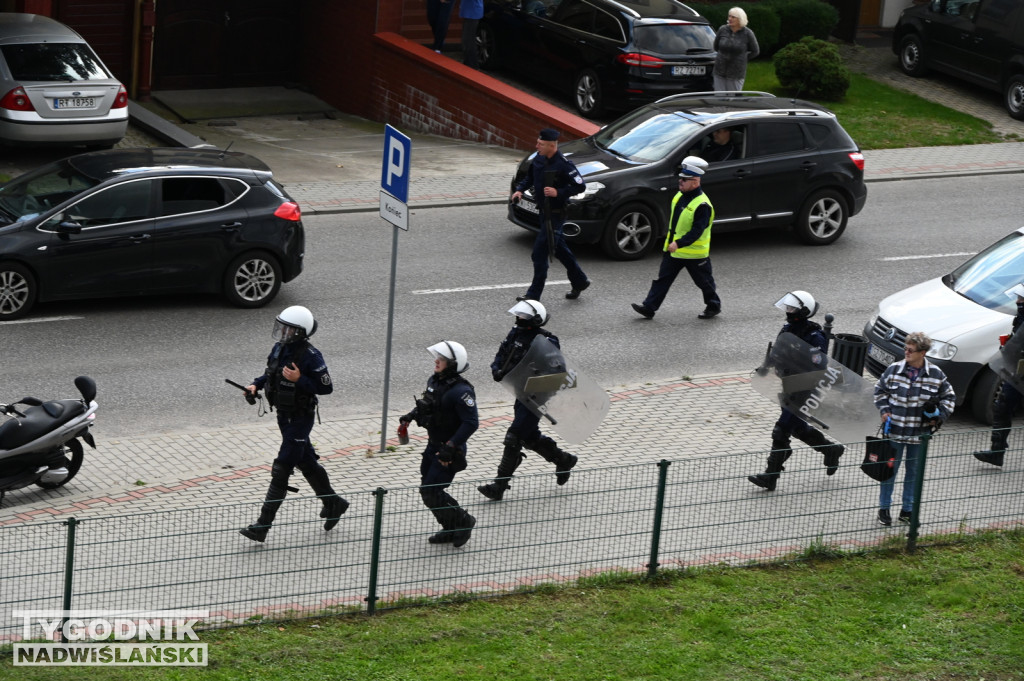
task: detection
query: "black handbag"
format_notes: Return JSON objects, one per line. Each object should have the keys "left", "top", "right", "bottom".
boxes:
{"left": 862, "top": 424, "right": 897, "bottom": 482}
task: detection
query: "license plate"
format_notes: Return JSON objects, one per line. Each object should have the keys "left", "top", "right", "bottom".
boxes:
{"left": 55, "top": 97, "right": 95, "bottom": 109}
{"left": 518, "top": 198, "right": 539, "bottom": 214}
{"left": 672, "top": 66, "right": 705, "bottom": 76}
{"left": 868, "top": 344, "right": 896, "bottom": 366}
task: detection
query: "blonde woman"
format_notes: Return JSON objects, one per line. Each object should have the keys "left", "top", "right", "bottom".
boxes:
{"left": 713, "top": 7, "right": 760, "bottom": 91}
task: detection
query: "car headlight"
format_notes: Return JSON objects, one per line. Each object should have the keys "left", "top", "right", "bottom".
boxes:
{"left": 569, "top": 182, "right": 604, "bottom": 202}
{"left": 866, "top": 309, "right": 879, "bottom": 331}
{"left": 926, "top": 340, "right": 957, "bottom": 361}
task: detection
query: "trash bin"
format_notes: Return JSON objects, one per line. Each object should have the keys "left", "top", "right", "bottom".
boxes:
{"left": 831, "top": 333, "right": 868, "bottom": 375}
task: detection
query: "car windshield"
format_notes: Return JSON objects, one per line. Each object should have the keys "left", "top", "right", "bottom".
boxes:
{"left": 0, "top": 43, "right": 110, "bottom": 81}
{"left": 593, "top": 108, "right": 702, "bottom": 163}
{"left": 946, "top": 231, "right": 1024, "bottom": 314}
{"left": 633, "top": 23, "right": 715, "bottom": 54}
{"left": 0, "top": 161, "right": 99, "bottom": 222}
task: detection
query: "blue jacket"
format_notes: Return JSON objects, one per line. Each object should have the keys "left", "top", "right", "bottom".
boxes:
{"left": 515, "top": 150, "right": 586, "bottom": 213}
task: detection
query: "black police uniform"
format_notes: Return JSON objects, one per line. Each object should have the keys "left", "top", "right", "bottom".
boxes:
{"left": 749, "top": 316, "right": 845, "bottom": 491}
{"left": 403, "top": 369, "right": 478, "bottom": 546}
{"left": 974, "top": 300, "right": 1024, "bottom": 466}
{"left": 240, "top": 340, "right": 348, "bottom": 542}
{"left": 479, "top": 324, "right": 577, "bottom": 500}
{"left": 516, "top": 146, "right": 589, "bottom": 300}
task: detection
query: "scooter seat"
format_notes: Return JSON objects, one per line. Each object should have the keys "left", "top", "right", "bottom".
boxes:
{"left": 0, "top": 400, "right": 86, "bottom": 451}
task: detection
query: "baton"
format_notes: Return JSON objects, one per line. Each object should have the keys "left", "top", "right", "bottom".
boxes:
{"left": 225, "top": 378, "right": 257, "bottom": 405}
{"left": 543, "top": 169, "right": 557, "bottom": 264}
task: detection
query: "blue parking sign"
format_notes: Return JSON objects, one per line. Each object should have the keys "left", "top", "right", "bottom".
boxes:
{"left": 381, "top": 125, "right": 411, "bottom": 204}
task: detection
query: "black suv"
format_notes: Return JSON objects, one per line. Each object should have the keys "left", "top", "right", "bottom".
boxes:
{"left": 478, "top": 0, "right": 716, "bottom": 117}
{"left": 893, "top": 0, "right": 1024, "bottom": 119}
{"left": 507, "top": 92, "right": 867, "bottom": 260}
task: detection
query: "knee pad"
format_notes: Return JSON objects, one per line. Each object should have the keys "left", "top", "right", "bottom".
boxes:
{"left": 503, "top": 431, "right": 524, "bottom": 449}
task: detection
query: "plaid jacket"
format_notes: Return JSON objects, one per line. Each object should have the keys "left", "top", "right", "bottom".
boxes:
{"left": 873, "top": 359, "right": 956, "bottom": 443}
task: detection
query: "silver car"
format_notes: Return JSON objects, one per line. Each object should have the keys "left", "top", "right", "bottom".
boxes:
{"left": 0, "top": 13, "right": 127, "bottom": 147}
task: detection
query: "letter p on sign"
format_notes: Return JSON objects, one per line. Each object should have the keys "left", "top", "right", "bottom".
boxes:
{"left": 381, "top": 125, "right": 411, "bottom": 204}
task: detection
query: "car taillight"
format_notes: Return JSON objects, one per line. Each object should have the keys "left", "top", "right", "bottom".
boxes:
{"left": 616, "top": 53, "right": 665, "bottom": 68}
{"left": 112, "top": 84, "right": 128, "bottom": 109}
{"left": 0, "top": 87, "right": 35, "bottom": 112}
{"left": 848, "top": 152, "right": 865, "bottom": 171}
{"left": 274, "top": 201, "right": 301, "bottom": 221}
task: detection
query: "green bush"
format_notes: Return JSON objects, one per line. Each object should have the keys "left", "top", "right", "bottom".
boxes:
{"left": 772, "top": 36, "right": 850, "bottom": 101}
{"left": 763, "top": 0, "right": 839, "bottom": 48}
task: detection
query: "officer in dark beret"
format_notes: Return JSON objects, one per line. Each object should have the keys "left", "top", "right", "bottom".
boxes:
{"left": 510, "top": 128, "right": 592, "bottom": 301}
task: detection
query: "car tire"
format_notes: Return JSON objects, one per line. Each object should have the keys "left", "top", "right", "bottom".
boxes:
{"left": 35, "top": 439, "right": 85, "bottom": 489}
{"left": 795, "top": 189, "right": 848, "bottom": 245}
{"left": 970, "top": 367, "right": 1001, "bottom": 425}
{"left": 223, "top": 252, "right": 282, "bottom": 308}
{"left": 602, "top": 203, "right": 659, "bottom": 260}
{"left": 0, "top": 262, "right": 38, "bottom": 321}
{"left": 478, "top": 23, "right": 500, "bottom": 70}
{"left": 573, "top": 69, "right": 604, "bottom": 118}
{"left": 898, "top": 34, "right": 929, "bottom": 77}
{"left": 1005, "top": 74, "right": 1024, "bottom": 120}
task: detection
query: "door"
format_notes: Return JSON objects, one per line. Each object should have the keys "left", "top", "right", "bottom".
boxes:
{"left": 927, "top": 0, "right": 981, "bottom": 78}
{"left": 743, "top": 121, "right": 816, "bottom": 227}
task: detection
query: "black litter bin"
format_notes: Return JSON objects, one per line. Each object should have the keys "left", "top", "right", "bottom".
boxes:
{"left": 831, "top": 333, "right": 868, "bottom": 375}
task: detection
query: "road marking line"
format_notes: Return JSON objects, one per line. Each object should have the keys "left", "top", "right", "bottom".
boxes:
{"left": 412, "top": 281, "right": 569, "bottom": 295}
{"left": 0, "top": 316, "right": 84, "bottom": 325}
{"left": 881, "top": 252, "right": 974, "bottom": 261}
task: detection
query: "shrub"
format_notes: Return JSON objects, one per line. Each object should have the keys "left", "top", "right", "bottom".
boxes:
{"left": 772, "top": 36, "right": 850, "bottom": 101}
{"left": 764, "top": 0, "right": 840, "bottom": 48}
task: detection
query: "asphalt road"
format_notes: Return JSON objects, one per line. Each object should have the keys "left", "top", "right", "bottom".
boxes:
{"left": 2, "top": 173, "right": 1022, "bottom": 438}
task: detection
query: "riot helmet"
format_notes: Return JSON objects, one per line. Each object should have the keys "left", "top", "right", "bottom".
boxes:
{"left": 1005, "top": 283, "right": 1024, "bottom": 302}
{"left": 508, "top": 299, "right": 548, "bottom": 327}
{"left": 775, "top": 291, "right": 819, "bottom": 321}
{"left": 428, "top": 340, "right": 469, "bottom": 374}
{"left": 272, "top": 305, "right": 317, "bottom": 344}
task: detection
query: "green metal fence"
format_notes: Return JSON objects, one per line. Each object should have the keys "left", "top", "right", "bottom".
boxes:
{"left": 1, "top": 427, "right": 1021, "bottom": 645}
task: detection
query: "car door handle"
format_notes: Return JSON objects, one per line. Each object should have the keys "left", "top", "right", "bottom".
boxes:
{"left": 801, "top": 161, "right": 817, "bottom": 171}
{"left": 220, "top": 222, "right": 242, "bottom": 229}
{"left": 129, "top": 234, "right": 151, "bottom": 243}
{"left": 733, "top": 169, "right": 750, "bottom": 178}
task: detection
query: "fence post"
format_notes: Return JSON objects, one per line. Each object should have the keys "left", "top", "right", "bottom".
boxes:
{"left": 647, "top": 460, "right": 671, "bottom": 578}
{"left": 365, "top": 487, "right": 388, "bottom": 615}
{"left": 60, "top": 517, "right": 77, "bottom": 643}
{"left": 907, "top": 433, "right": 931, "bottom": 553}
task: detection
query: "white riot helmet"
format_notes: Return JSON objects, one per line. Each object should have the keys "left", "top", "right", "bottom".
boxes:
{"left": 272, "top": 305, "right": 317, "bottom": 344}
{"left": 427, "top": 340, "right": 469, "bottom": 374}
{"left": 774, "top": 290, "right": 819, "bottom": 319}
{"left": 1005, "top": 283, "right": 1024, "bottom": 301}
{"left": 509, "top": 299, "right": 548, "bottom": 327}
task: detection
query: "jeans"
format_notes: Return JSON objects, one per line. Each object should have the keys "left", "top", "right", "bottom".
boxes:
{"left": 878, "top": 441, "right": 921, "bottom": 511}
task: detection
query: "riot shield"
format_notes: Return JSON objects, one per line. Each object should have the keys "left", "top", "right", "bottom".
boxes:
{"left": 500, "top": 335, "right": 610, "bottom": 444}
{"left": 750, "top": 332, "right": 879, "bottom": 444}
{"left": 988, "top": 330, "right": 1024, "bottom": 394}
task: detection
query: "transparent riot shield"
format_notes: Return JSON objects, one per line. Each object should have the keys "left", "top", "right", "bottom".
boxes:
{"left": 500, "top": 335, "right": 610, "bottom": 444}
{"left": 988, "top": 330, "right": 1024, "bottom": 394}
{"left": 750, "top": 332, "right": 879, "bottom": 444}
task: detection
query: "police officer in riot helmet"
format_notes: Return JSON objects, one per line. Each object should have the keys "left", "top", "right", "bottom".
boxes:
{"left": 240, "top": 306, "right": 348, "bottom": 542}
{"left": 748, "top": 291, "right": 845, "bottom": 491}
{"left": 973, "top": 282, "right": 1024, "bottom": 467}
{"left": 400, "top": 341, "right": 478, "bottom": 547}
{"left": 479, "top": 300, "right": 578, "bottom": 501}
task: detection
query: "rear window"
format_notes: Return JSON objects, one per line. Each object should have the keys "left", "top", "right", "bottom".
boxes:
{"left": 947, "top": 231, "right": 1024, "bottom": 314}
{"left": 0, "top": 43, "right": 110, "bottom": 81}
{"left": 633, "top": 23, "right": 715, "bottom": 55}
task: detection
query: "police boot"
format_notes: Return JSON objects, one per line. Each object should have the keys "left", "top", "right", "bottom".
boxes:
{"left": 450, "top": 511, "right": 477, "bottom": 548}
{"left": 530, "top": 436, "right": 577, "bottom": 485}
{"left": 973, "top": 425, "right": 1009, "bottom": 466}
{"left": 299, "top": 463, "right": 349, "bottom": 531}
{"left": 748, "top": 445, "right": 791, "bottom": 492}
{"left": 795, "top": 428, "right": 845, "bottom": 476}
{"left": 240, "top": 462, "right": 291, "bottom": 542}
{"left": 479, "top": 434, "right": 527, "bottom": 501}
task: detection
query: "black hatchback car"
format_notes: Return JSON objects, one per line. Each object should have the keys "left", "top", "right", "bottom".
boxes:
{"left": 507, "top": 92, "right": 867, "bottom": 259}
{"left": 478, "top": 0, "right": 716, "bottom": 116}
{"left": 0, "top": 148, "right": 304, "bottom": 319}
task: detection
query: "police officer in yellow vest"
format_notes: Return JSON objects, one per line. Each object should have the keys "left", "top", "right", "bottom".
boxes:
{"left": 632, "top": 156, "right": 721, "bottom": 320}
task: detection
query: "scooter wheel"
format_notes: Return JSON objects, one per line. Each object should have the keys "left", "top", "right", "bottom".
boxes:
{"left": 35, "top": 439, "right": 84, "bottom": 489}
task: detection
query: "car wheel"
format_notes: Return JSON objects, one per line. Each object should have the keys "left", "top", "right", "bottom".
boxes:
{"left": 35, "top": 439, "right": 85, "bottom": 489}
{"left": 898, "top": 34, "right": 929, "bottom": 77}
{"left": 477, "top": 23, "right": 499, "bottom": 70}
{"left": 602, "top": 203, "right": 658, "bottom": 260}
{"left": 1005, "top": 74, "right": 1024, "bottom": 120}
{"left": 970, "top": 367, "right": 1001, "bottom": 425}
{"left": 0, "top": 262, "right": 38, "bottom": 321}
{"left": 223, "top": 252, "right": 281, "bottom": 308}
{"left": 574, "top": 69, "right": 604, "bottom": 118}
{"left": 795, "top": 189, "right": 848, "bottom": 245}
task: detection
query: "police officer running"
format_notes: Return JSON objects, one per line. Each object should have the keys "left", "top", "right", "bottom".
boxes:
{"left": 511, "top": 128, "right": 591, "bottom": 302}
{"left": 400, "top": 341, "right": 478, "bottom": 547}
{"left": 973, "top": 282, "right": 1024, "bottom": 467}
{"left": 240, "top": 306, "right": 348, "bottom": 542}
{"left": 748, "top": 291, "right": 845, "bottom": 491}
{"left": 479, "top": 300, "right": 578, "bottom": 501}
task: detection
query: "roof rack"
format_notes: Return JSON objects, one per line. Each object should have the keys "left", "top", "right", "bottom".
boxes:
{"left": 655, "top": 91, "right": 774, "bottom": 103}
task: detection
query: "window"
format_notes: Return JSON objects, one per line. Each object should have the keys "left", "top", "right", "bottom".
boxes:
{"left": 0, "top": 43, "right": 110, "bottom": 81}
{"left": 158, "top": 177, "right": 237, "bottom": 216}
{"left": 592, "top": 10, "right": 624, "bottom": 41}
{"left": 750, "top": 122, "right": 807, "bottom": 156}
{"left": 64, "top": 180, "right": 153, "bottom": 227}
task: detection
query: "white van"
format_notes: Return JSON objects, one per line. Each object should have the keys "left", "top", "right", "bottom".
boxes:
{"left": 863, "top": 226, "right": 1024, "bottom": 423}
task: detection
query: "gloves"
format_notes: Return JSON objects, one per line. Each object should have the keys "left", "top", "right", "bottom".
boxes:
{"left": 492, "top": 369, "right": 505, "bottom": 382}
{"left": 399, "top": 412, "right": 414, "bottom": 426}
{"left": 438, "top": 443, "right": 458, "bottom": 463}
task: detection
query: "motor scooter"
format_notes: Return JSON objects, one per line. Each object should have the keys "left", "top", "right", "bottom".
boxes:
{"left": 0, "top": 376, "right": 98, "bottom": 506}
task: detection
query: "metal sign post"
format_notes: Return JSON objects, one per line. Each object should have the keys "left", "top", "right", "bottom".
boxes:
{"left": 379, "top": 125, "right": 411, "bottom": 453}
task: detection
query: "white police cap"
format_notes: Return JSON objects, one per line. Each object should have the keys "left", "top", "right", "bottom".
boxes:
{"left": 678, "top": 156, "right": 708, "bottom": 177}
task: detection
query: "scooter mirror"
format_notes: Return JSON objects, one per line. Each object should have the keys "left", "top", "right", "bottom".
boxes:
{"left": 74, "top": 376, "right": 97, "bottom": 403}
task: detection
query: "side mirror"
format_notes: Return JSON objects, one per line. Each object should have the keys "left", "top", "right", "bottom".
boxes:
{"left": 56, "top": 219, "right": 82, "bottom": 234}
